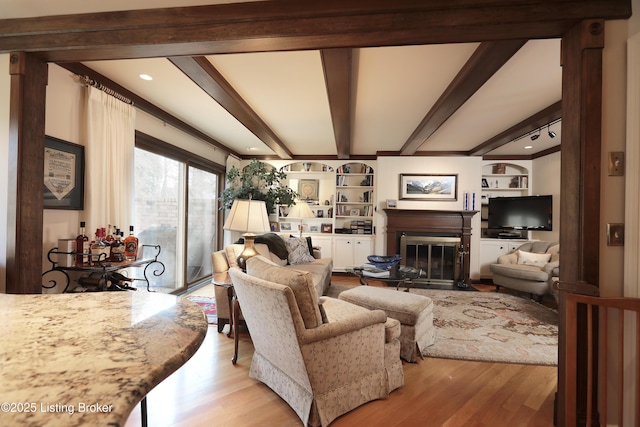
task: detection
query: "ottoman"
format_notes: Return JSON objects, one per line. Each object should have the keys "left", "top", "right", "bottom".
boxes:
{"left": 339, "top": 286, "right": 435, "bottom": 362}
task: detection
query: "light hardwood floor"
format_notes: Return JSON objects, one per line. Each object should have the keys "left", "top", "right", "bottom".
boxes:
{"left": 124, "top": 277, "right": 557, "bottom": 427}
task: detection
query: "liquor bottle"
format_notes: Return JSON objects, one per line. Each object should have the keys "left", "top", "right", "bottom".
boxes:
{"left": 105, "top": 225, "right": 115, "bottom": 244}
{"left": 109, "top": 228, "right": 125, "bottom": 262}
{"left": 124, "top": 225, "right": 139, "bottom": 261}
{"left": 75, "top": 221, "right": 90, "bottom": 266}
{"left": 90, "top": 228, "right": 109, "bottom": 264}
{"left": 100, "top": 227, "right": 111, "bottom": 259}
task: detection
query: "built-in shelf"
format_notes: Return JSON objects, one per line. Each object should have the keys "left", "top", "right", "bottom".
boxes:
{"left": 481, "top": 161, "right": 532, "bottom": 239}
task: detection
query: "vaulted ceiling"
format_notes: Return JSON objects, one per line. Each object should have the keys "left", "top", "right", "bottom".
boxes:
{"left": 1, "top": 0, "right": 626, "bottom": 160}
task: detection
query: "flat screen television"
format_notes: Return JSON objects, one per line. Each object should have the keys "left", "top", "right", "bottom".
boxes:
{"left": 488, "top": 195, "right": 553, "bottom": 231}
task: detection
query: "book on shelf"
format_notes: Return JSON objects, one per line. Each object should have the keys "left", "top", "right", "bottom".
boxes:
{"left": 520, "top": 176, "right": 528, "bottom": 188}
{"left": 350, "top": 219, "right": 373, "bottom": 234}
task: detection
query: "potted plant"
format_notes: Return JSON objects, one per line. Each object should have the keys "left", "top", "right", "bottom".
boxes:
{"left": 219, "top": 159, "right": 298, "bottom": 214}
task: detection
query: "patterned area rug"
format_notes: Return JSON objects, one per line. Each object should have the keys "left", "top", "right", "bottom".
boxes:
{"left": 410, "top": 289, "right": 558, "bottom": 366}
{"left": 184, "top": 295, "right": 217, "bottom": 325}
{"left": 326, "top": 284, "right": 558, "bottom": 366}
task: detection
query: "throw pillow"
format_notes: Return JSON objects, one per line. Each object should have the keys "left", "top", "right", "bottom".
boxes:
{"left": 246, "top": 255, "right": 322, "bottom": 329}
{"left": 255, "top": 233, "right": 289, "bottom": 260}
{"left": 517, "top": 250, "right": 551, "bottom": 268}
{"left": 284, "top": 236, "right": 316, "bottom": 265}
{"left": 305, "top": 236, "right": 314, "bottom": 256}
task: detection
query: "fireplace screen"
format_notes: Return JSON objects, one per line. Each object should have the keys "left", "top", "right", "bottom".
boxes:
{"left": 400, "top": 235, "right": 461, "bottom": 287}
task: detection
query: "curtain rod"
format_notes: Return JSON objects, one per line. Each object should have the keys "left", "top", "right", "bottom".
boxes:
{"left": 78, "top": 75, "right": 134, "bottom": 105}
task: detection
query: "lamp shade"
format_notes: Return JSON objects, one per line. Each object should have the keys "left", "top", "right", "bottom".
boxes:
{"left": 287, "top": 201, "right": 315, "bottom": 219}
{"left": 223, "top": 199, "right": 270, "bottom": 233}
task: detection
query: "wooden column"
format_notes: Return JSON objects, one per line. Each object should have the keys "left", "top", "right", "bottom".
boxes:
{"left": 557, "top": 20, "right": 604, "bottom": 426}
{"left": 7, "top": 52, "right": 48, "bottom": 294}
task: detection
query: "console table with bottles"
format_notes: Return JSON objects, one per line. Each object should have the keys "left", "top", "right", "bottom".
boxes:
{"left": 42, "top": 245, "right": 165, "bottom": 293}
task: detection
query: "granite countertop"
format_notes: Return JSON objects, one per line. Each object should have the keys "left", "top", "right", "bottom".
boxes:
{"left": 0, "top": 291, "right": 208, "bottom": 426}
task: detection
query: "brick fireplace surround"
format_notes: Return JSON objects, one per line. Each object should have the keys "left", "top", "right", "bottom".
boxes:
{"left": 383, "top": 209, "right": 477, "bottom": 287}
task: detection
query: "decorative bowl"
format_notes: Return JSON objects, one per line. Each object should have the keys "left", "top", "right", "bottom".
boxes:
{"left": 367, "top": 255, "right": 402, "bottom": 271}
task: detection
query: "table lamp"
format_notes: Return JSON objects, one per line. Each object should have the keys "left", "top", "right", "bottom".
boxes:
{"left": 287, "top": 201, "right": 315, "bottom": 237}
{"left": 223, "top": 199, "right": 270, "bottom": 270}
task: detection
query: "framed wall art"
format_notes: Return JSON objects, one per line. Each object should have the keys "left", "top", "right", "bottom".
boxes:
{"left": 399, "top": 173, "right": 458, "bottom": 201}
{"left": 280, "top": 222, "right": 292, "bottom": 231}
{"left": 321, "top": 223, "right": 333, "bottom": 233}
{"left": 43, "top": 136, "right": 85, "bottom": 210}
{"left": 298, "top": 179, "right": 319, "bottom": 200}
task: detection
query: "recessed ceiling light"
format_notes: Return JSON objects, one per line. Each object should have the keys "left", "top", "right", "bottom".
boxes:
{"left": 524, "top": 145, "right": 533, "bottom": 150}
{"left": 139, "top": 74, "right": 153, "bottom": 81}
{"left": 246, "top": 146, "right": 257, "bottom": 151}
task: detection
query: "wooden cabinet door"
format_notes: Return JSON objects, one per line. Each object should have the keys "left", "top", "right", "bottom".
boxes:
{"left": 479, "top": 240, "right": 509, "bottom": 278}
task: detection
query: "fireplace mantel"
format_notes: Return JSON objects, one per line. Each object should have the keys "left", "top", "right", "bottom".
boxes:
{"left": 384, "top": 209, "right": 477, "bottom": 285}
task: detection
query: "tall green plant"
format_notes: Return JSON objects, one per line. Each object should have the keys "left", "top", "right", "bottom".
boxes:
{"left": 219, "top": 159, "right": 298, "bottom": 214}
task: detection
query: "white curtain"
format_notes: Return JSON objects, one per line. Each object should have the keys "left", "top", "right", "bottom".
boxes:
{"left": 83, "top": 86, "right": 136, "bottom": 237}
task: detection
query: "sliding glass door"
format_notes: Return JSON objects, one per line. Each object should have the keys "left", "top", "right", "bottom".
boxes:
{"left": 187, "top": 166, "right": 218, "bottom": 284}
{"left": 133, "top": 146, "right": 220, "bottom": 293}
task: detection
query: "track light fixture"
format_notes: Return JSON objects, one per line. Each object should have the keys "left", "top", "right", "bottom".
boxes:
{"left": 513, "top": 118, "right": 561, "bottom": 148}
{"left": 530, "top": 130, "right": 540, "bottom": 141}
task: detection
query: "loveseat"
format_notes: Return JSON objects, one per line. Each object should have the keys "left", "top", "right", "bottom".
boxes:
{"left": 489, "top": 241, "right": 559, "bottom": 300}
{"left": 211, "top": 233, "right": 333, "bottom": 333}
{"left": 228, "top": 255, "right": 403, "bottom": 427}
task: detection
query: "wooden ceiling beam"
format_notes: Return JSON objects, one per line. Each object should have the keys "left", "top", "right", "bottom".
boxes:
{"left": 321, "top": 48, "right": 352, "bottom": 160}
{"left": 0, "top": 1, "right": 631, "bottom": 62}
{"left": 169, "top": 56, "right": 293, "bottom": 159}
{"left": 471, "top": 100, "right": 562, "bottom": 156}
{"left": 400, "top": 39, "right": 527, "bottom": 156}
{"left": 57, "top": 62, "right": 238, "bottom": 157}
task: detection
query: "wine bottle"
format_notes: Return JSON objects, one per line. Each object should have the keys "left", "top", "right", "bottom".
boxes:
{"left": 109, "top": 228, "right": 125, "bottom": 262}
{"left": 75, "top": 221, "right": 90, "bottom": 266}
{"left": 124, "top": 225, "right": 139, "bottom": 261}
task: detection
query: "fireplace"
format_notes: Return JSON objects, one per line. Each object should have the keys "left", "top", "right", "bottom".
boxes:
{"left": 384, "top": 209, "right": 477, "bottom": 287}
{"left": 400, "top": 235, "right": 461, "bottom": 286}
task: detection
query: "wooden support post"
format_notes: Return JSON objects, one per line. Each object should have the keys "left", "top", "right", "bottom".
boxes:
{"left": 557, "top": 20, "right": 604, "bottom": 426}
{"left": 7, "top": 52, "right": 48, "bottom": 294}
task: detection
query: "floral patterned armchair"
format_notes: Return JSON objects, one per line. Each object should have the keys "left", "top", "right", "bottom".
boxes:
{"left": 228, "top": 256, "right": 403, "bottom": 427}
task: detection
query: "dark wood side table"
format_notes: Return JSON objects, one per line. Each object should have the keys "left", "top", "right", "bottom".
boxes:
{"left": 212, "top": 272, "right": 241, "bottom": 364}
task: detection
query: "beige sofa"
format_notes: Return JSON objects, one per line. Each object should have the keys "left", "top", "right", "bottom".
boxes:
{"left": 490, "top": 241, "right": 559, "bottom": 300}
{"left": 228, "top": 255, "right": 403, "bottom": 427}
{"left": 211, "top": 235, "right": 333, "bottom": 333}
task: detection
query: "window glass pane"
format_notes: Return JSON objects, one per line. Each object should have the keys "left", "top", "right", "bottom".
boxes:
{"left": 133, "top": 148, "right": 182, "bottom": 292}
{"left": 187, "top": 166, "right": 218, "bottom": 283}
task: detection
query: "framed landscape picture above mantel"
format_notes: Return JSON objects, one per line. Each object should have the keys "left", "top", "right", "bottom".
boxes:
{"left": 399, "top": 173, "right": 458, "bottom": 201}
{"left": 43, "top": 136, "right": 85, "bottom": 210}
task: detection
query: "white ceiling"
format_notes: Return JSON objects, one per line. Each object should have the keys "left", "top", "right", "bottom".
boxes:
{"left": 2, "top": 1, "right": 563, "bottom": 159}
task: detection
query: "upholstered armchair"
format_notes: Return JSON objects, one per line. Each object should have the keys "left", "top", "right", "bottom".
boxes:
{"left": 228, "top": 256, "right": 403, "bottom": 427}
{"left": 490, "top": 241, "right": 559, "bottom": 300}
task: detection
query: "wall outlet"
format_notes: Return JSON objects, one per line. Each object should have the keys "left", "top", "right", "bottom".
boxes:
{"left": 608, "top": 152, "right": 625, "bottom": 176}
